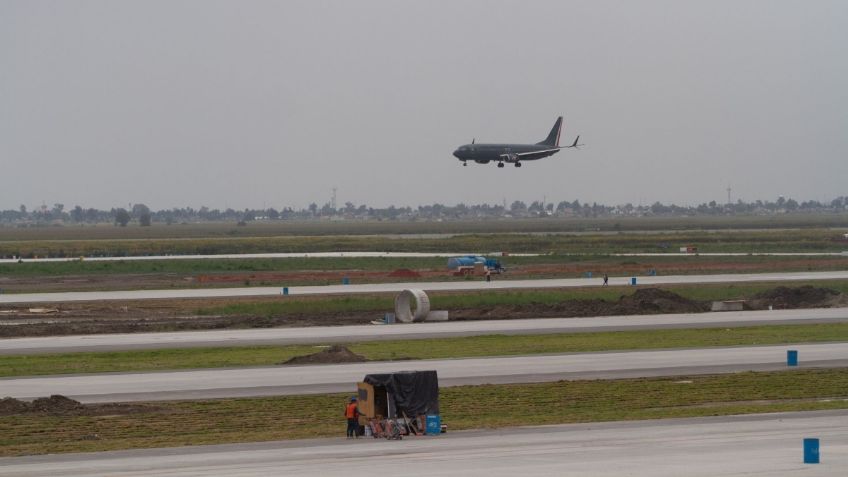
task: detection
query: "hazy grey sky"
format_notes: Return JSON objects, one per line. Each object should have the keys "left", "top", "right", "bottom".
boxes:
{"left": 2, "top": 0, "right": 847, "bottom": 210}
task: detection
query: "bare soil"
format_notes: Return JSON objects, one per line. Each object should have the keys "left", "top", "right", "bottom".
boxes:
{"left": 387, "top": 268, "right": 422, "bottom": 278}
{"left": 0, "top": 296, "right": 387, "bottom": 337}
{"left": 0, "top": 395, "right": 158, "bottom": 416}
{"left": 748, "top": 285, "right": 848, "bottom": 309}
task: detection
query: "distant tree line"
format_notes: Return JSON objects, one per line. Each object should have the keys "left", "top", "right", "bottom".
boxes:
{"left": 1, "top": 196, "right": 846, "bottom": 226}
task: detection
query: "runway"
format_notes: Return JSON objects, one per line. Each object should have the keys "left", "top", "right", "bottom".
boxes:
{"left": 3, "top": 307, "right": 847, "bottom": 355}
{"left": 1, "top": 410, "right": 845, "bottom": 476}
{"left": 3, "top": 270, "right": 848, "bottom": 304}
{"left": 4, "top": 342, "right": 847, "bottom": 403}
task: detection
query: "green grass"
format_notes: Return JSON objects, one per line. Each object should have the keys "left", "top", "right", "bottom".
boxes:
{"left": 2, "top": 368, "right": 847, "bottom": 456}
{"left": 4, "top": 323, "right": 848, "bottom": 377}
{"left": 440, "top": 369, "right": 848, "bottom": 429}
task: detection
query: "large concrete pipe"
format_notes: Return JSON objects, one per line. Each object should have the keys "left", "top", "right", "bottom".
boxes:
{"left": 394, "top": 289, "right": 431, "bottom": 323}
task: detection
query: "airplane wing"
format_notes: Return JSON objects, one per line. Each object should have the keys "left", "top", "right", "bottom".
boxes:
{"left": 515, "top": 147, "right": 562, "bottom": 157}
{"left": 514, "top": 137, "right": 582, "bottom": 159}
{"left": 513, "top": 148, "right": 561, "bottom": 160}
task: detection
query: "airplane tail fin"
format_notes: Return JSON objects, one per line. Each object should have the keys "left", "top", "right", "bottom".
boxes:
{"left": 537, "top": 116, "right": 563, "bottom": 147}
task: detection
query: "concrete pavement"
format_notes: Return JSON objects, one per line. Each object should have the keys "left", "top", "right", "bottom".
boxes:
{"left": 3, "top": 271, "right": 848, "bottom": 304}
{"left": 3, "top": 307, "right": 847, "bottom": 355}
{"left": 3, "top": 342, "right": 847, "bottom": 403}
{"left": 1, "top": 410, "right": 845, "bottom": 476}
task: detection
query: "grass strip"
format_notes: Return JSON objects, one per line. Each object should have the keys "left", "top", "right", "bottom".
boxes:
{"left": 2, "top": 215, "right": 848, "bottom": 242}
{"left": 2, "top": 253, "right": 847, "bottom": 278}
{"left": 1, "top": 368, "right": 846, "bottom": 456}
{"left": 195, "top": 280, "right": 848, "bottom": 317}
{"left": 3, "top": 322, "right": 848, "bottom": 377}
{"left": 0, "top": 257, "right": 446, "bottom": 277}
{"left": 3, "top": 224, "right": 848, "bottom": 258}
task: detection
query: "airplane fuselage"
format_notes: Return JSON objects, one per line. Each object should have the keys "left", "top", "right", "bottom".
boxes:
{"left": 452, "top": 143, "right": 560, "bottom": 164}
{"left": 452, "top": 116, "right": 577, "bottom": 168}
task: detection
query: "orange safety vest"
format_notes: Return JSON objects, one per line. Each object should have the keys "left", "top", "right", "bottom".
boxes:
{"left": 345, "top": 402, "right": 358, "bottom": 419}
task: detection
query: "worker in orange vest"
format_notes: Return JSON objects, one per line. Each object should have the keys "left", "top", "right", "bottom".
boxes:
{"left": 345, "top": 396, "right": 360, "bottom": 438}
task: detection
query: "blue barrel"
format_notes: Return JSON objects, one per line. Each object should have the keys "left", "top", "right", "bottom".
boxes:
{"left": 342, "top": 277, "right": 350, "bottom": 285}
{"left": 787, "top": 350, "right": 798, "bottom": 366}
{"left": 426, "top": 415, "right": 441, "bottom": 435}
{"left": 631, "top": 277, "right": 637, "bottom": 286}
{"left": 281, "top": 287, "right": 289, "bottom": 296}
{"left": 804, "top": 438, "right": 819, "bottom": 464}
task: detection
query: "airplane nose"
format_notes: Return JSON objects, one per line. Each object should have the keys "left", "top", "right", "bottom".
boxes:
{"left": 453, "top": 149, "right": 462, "bottom": 159}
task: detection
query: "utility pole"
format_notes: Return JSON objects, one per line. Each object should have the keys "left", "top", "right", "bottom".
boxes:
{"left": 331, "top": 187, "right": 337, "bottom": 210}
{"left": 726, "top": 185, "right": 732, "bottom": 205}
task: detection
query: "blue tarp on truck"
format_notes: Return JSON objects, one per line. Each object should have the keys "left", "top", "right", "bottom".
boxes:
{"left": 447, "top": 255, "right": 504, "bottom": 272}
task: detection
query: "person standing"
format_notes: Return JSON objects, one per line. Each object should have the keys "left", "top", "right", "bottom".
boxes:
{"left": 345, "top": 396, "right": 360, "bottom": 438}
{"left": 603, "top": 273, "right": 609, "bottom": 286}
{"left": 485, "top": 268, "right": 492, "bottom": 282}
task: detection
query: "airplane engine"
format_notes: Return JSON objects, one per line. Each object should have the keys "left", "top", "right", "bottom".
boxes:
{"left": 474, "top": 159, "right": 490, "bottom": 164}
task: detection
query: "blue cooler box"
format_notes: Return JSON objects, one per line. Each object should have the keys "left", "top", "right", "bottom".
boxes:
{"left": 426, "top": 415, "right": 441, "bottom": 435}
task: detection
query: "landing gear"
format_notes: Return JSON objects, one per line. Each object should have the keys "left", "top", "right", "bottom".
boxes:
{"left": 497, "top": 162, "right": 505, "bottom": 168}
{"left": 462, "top": 161, "right": 467, "bottom": 167}
{"left": 514, "top": 162, "right": 522, "bottom": 168}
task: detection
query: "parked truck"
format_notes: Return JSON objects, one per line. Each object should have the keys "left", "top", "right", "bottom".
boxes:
{"left": 447, "top": 255, "right": 505, "bottom": 275}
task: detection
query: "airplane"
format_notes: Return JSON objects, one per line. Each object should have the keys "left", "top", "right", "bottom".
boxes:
{"left": 452, "top": 116, "right": 581, "bottom": 168}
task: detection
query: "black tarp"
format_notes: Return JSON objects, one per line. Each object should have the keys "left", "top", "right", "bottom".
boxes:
{"left": 363, "top": 370, "right": 439, "bottom": 416}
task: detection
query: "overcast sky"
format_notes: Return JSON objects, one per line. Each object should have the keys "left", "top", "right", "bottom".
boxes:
{"left": 2, "top": 0, "right": 847, "bottom": 210}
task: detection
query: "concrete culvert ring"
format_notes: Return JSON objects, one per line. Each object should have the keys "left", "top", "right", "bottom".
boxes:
{"left": 394, "top": 289, "right": 430, "bottom": 323}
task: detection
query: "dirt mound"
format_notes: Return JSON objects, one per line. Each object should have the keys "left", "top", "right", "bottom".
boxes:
{"left": 0, "top": 395, "right": 159, "bottom": 416}
{"left": 0, "top": 397, "right": 30, "bottom": 414}
{"left": 31, "top": 395, "right": 86, "bottom": 413}
{"left": 282, "top": 345, "right": 368, "bottom": 365}
{"left": 613, "top": 288, "right": 707, "bottom": 314}
{"left": 388, "top": 268, "right": 422, "bottom": 278}
{"left": 448, "top": 288, "right": 708, "bottom": 321}
{"left": 751, "top": 286, "right": 845, "bottom": 309}
{"left": 0, "top": 395, "right": 84, "bottom": 415}
{"left": 0, "top": 395, "right": 85, "bottom": 415}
